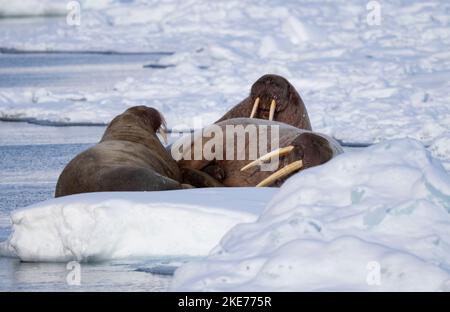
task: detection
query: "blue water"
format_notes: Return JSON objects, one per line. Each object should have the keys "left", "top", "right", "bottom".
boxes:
{"left": 0, "top": 257, "right": 176, "bottom": 291}
{"left": 0, "top": 52, "right": 168, "bottom": 89}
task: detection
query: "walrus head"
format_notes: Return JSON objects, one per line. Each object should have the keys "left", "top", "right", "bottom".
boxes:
{"left": 216, "top": 74, "right": 311, "bottom": 130}
{"left": 241, "top": 132, "right": 334, "bottom": 187}
{"left": 127, "top": 106, "right": 167, "bottom": 137}
{"left": 102, "top": 105, "right": 168, "bottom": 144}
{"left": 249, "top": 74, "right": 293, "bottom": 121}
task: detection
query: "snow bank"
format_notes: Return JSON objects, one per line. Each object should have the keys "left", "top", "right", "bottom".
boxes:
{"left": 0, "top": 188, "right": 275, "bottom": 262}
{"left": 172, "top": 139, "right": 450, "bottom": 291}
{"left": 1, "top": 0, "right": 450, "bottom": 152}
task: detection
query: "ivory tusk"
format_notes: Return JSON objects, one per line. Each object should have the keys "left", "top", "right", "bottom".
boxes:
{"left": 256, "top": 160, "right": 303, "bottom": 187}
{"left": 250, "top": 97, "right": 260, "bottom": 118}
{"left": 241, "top": 145, "right": 295, "bottom": 171}
{"left": 269, "top": 99, "right": 276, "bottom": 121}
{"left": 159, "top": 127, "right": 168, "bottom": 145}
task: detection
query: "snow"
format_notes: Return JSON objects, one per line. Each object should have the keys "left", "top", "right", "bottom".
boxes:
{"left": 171, "top": 139, "right": 450, "bottom": 291}
{"left": 1, "top": 0, "right": 450, "bottom": 163}
{"left": 0, "top": 0, "right": 110, "bottom": 17}
{"left": 1, "top": 0, "right": 450, "bottom": 291}
{"left": 430, "top": 134, "right": 450, "bottom": 171}
{"left": 0, "top": 188, "right": 275, "bottom": 262}
{"left": 0, "top": 1, "right": 66, "bottom": 18}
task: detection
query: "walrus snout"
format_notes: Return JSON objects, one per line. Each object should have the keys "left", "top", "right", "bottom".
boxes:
{"left": 202, "top": 163, "right": 226, "bottom": 181}
{"left": 216, "top": 74, "right": 311, "bottom": 130}
{"left": 250, "top": 74, "right": 290, "bottom": 118}
{"left": 290, "top": 133, "right": 334, "bottom": 169}
{"left": 240, "top": 132, "right": 335, "bottom": 187}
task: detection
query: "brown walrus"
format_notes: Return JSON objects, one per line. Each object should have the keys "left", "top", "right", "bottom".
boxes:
{"left": 216, "top": 74, "right": 312, "bottom": 130}
{"left": 172, "top": 118, "right": 342, "bottom": 188}
{"left": 55, "top": 106, "right": 184, "bottom": 197}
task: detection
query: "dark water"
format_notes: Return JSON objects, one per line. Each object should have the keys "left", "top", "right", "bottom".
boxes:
{"left": 0, "top": 52, "right": 168, "bottom": 69}
{"left": 0, "top": 51, "right": 167, "bottom": 90}
{"left": 0, "top": 257, "right": 176, "bottom": 292}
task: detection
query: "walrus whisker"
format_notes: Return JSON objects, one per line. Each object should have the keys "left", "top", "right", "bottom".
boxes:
{"left": 256, "top": 160, "right": 303, "bottom": 187}
{"left": 269, "top": 99, "right": 276, "bottom": 121}
{"left": 240, "top": 145, "right": 295, "bottom": 171}
{"left": 159, "top": 127, "right": 168, "bottom": 145}
{"left": 250, "top": 97, "right": 260, "bottom": 118}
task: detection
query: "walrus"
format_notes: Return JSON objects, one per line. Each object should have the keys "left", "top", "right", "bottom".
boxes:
{"left": 216, "top": 74, "right": 312, "bottom": 130}
{"left": 172, "top": 118, "right": 342, "bottom": 188}
{"left": 55, "top": 106, "right": 184, "bottom": 197}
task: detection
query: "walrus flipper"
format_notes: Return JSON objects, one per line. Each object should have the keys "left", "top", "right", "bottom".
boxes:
{"left": 181, "top": 167, "right": 224, "bottom": 188}
{"left": 98, "top": 166, "right": 183, "bottom": 192}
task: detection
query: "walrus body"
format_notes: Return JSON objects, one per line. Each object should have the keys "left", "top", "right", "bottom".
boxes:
{"left": 172, "top": 118, "right": 342, "bottom": 187}
{"left": 55, "top": 106, "right": 182, "bottom": 197}
{"left": 216, "top": 74, "right": 312, "bottom": 130}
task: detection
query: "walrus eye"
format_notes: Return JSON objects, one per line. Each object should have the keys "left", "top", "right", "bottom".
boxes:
{"left": 241, "top": 145, "right": 294, "bottom": 171}
{"left": 256, "top": 160, "right": 303, "bottom": 187}
{"left": 158, "top": 127, "right": 168, "bottom": 145}
{"left": 269, "top": 99, "right": 277, "bottom": 121}
{"left": 249, "top": 97, "right": 260, "bottom": 118}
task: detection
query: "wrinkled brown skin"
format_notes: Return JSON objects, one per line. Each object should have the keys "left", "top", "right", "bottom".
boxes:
{"left": 181, "top": 167, "right": 224, "bottom": 188}
{"left": 216, "top": 74, "right": 312, "bottom": 130}
{"left": 55, "top": 106, "right": 183, "bottom": 197}
{"left": 174, "top": 118, "right": 343, "bottom": 187}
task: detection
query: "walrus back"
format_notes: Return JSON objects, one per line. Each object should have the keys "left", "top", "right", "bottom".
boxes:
{"left": 173, "top": 118, "right": 343, "bottom": 187}
{"left": 55, "top": 140, "right": 182, "bottom": 197}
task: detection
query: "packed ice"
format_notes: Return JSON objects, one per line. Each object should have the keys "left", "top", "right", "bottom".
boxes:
{"left": 0, "top": 1, "right": 449, "bottom": 163}
{"left": 172, "top": 140, "right": 450, "bottom": 291}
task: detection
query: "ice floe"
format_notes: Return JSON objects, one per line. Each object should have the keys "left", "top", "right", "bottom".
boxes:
{"left": 0, "top": 188, "right": 275, "bottom": 262}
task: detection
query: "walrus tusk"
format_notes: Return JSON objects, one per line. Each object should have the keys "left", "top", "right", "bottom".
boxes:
{"left": 159, "top": 127, "right": 168, "bottom": 145}
{"left": 241, "top": 145, "right": 295, "bottom": 171}
{"left": 256, "top": 160, "right": 303, "bottom": 187}
{"left": 250, "top": 97, "right": 260, "bottom": 118}
{"left": 269, "top": 99, "right": 276, "bottom": 121}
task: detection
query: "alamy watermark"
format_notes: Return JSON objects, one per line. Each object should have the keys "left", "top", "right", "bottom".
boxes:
{"left": 67, "top": 1, "right": 81, "bottom": 26}
{"left": 366, "top": 1, "right": 381, "bottom": 26}
{"left": 170, "top": 119, "right": 282, "bottom": 172}
{"left": 366, "top": 261, "right": 381, "bottom": 286}
{"left": 66, "top": 261, "right": 81, "bottom": 286}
